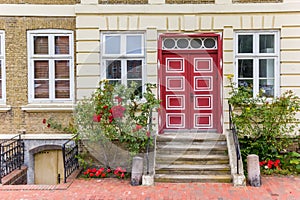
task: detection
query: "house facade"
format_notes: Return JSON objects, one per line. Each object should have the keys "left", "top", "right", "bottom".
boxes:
{"left": 0, "top": 0, "right": 300, "bottom": 185}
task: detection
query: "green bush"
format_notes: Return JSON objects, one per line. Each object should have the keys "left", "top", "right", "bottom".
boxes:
{"left": 227, "top": 76, "right": 300, "bottom": 174}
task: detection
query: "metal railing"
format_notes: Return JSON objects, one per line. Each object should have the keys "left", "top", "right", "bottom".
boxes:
{"left": 0, "top": 134, "right": 25, "bottom": 184}
{"left": 62, "top": 134, "right": 79, "bottom": 183}
{"left": 228, "top": 103, "right": 241, "bottom": 174}
{"left": 146, "top": 109, "right": 153, "bottom": 175}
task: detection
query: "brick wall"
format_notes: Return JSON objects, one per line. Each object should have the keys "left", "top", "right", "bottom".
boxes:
{"left": 0, "top": 17, "right": 75, "bottom": 134}
{"left": 1, "top": 166, "right": 27, "bottom": 185}
{"left": 0, "top": 0, "right": 80, "bottom": 4}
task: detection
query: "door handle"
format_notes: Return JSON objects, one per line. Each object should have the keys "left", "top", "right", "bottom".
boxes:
{"left": 190, "top": 93, "right": 194, "bottom": 102}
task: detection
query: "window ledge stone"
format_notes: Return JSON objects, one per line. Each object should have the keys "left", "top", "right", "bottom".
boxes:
{"left": 21, "top": 104, "right": 75, "bottom": 112}
{"left": 0, "top": 105, "right": 11, "bottom": 112}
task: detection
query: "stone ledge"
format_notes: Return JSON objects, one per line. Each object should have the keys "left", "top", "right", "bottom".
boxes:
{"left": 0, "top": 105, "right": 11, "bottom": 112}
{"left": 21, "top": 104, "right": 75, "bottom": 112}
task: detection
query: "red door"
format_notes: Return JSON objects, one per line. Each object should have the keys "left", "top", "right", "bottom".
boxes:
{"left": 159, "top": 51, "right": 222, "bottom": 133}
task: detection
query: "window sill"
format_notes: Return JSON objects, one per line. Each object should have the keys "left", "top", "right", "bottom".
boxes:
{"left": 0, "top": 105, "right": 12, "bottom": 112}
{"left": 21, "top": 104, "right": 74, "bottom": 112}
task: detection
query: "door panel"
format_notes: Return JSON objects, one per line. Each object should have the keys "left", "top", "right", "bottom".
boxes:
{"left": 34, "top": 150, "right": 64, "bottom": 185}
{"left": 160, "top": 52, "right": 221, "bottom": 132}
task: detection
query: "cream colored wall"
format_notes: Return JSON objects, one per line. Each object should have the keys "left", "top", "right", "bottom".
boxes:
{"left": 75, "top": 2, "right": 300, "bottom": 131}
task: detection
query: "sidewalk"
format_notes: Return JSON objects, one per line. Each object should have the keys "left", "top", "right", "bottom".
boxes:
{"left": 0, "top": 176, "right": 299, "bottom": 200}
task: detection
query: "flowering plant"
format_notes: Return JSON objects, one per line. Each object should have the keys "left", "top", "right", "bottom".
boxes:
{"left": 260, "top": 159, "right": 281, "bottom": 170}
{"left": 83, "top": 166, "right": 128, "bottom": 179}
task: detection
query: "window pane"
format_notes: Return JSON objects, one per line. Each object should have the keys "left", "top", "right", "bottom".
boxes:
{"left": 34, "top": 80, "right": 49, "bottom": 98}
{"left": 108, "top": 80, "right": 121, "bottom": 85}
{"left": 238, "top": 59, "right": 253, "bottom": 78}
{"left": 106, "top": 60, "right": 121, "bottom": 79}
{"left": 34, "top": 36, "right": 48, "bottom": 54}
{"left": 259, "top": 59, "right": 274, "bottom": 78}
{"left": 55, "top": 80, "right": 70, "bottom": 98}
{"left": 259, "top": 35, "right": 274, "bottom": 53}
{"left": 105, "top": 36, "right": 120, "bottom": 54}
{"left": 127, "top": 80, "right": 142, "bottom": 98}
{"left": 259, "top": 79, "right": 274, "bottom": 97}
{"left": 238, "top": 79, "right": 253, "bottom": 89}
{"left": 55, "top": 36, "right": 69, "bottom": 54}
{"left": 127, "top": 60, "right": 142, "bottom": 79}
{"left": 126, "top": 35, "right": 142, "bottom": 54}
{"left": 34, "top": 61, "right": 49, "bottom": 79}
{"left": 238, "top": 35, "right": 253, "bottom": 53}
{"left": 55, "top": 60, "right": 70, "bottom": 78}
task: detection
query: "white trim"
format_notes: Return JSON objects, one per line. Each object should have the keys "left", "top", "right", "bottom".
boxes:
{"left": 27, "top": 29, "right": 74, "bottom": 104}
{"left": 0, "top": 31, "right": 5, "bottom": 104}
{"left": 234, "top": 30, "right": 280, "bottom": 98}
{"left": 21, "top": 104, "right": 74, "bottom": 112}
{"left": 101, "top": 32, "right": 146, "bottom": 93}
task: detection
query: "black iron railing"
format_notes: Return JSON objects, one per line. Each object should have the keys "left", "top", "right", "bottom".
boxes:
{"left": 228, "top": 103, "right": 241, "bottom": 174}
{"left": 0, "top": 134, "right": 25, "bottom": 184}
{"left": 62, "top": 134, "right": 79, "bottom": 183}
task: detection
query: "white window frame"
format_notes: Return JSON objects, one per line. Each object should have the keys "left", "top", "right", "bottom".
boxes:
{"left": 0, "top": 31, "right": 5, "bottom": 104}
{"left": 101, "top": 32, "right": 145, "bottom": 93}
{"left": 27, "top": 29, "right": 74, "bottom": 103}
{"left": 234, "top": 31, "right": 280, "bottom": 98}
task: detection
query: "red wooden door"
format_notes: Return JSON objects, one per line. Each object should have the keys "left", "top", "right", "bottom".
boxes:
{"left": 160, "top": 51, "right": 221, "bottom": 133}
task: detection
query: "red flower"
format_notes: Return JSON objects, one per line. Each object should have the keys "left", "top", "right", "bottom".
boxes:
{"left": 146, "top": 131, "right": 151, "bottom": 137}
{"left": 103, "top": 105, "right": 109, "bottom": 109}
{"left": 91, "top": 168, "right": 97, "bottom": 173}
{"left": 115, "top": 96, "right": 122, "bottom": 104}
{"left": 267, "top": 160, "right": 274, "bottom": 169}
{"left": 95, "top": 171, "right": 101, "bottom": 177}
{"left": 47, "top": 124, "right": 51, "bottom": 128}
{"left": 274, "top": 159, "right": 280, "bottom": 168}
{"left": 107, "top": 168, "right": 112, "bottom": 173}
{"left": 110, "top": 105, "right": 126, "bottom": 119}
{"left": 101, "top": 173, "right": 106, "bottom": 178}
{"left": 89, "top": 173, "right": 94, "bottom": 177}
{"left": 42, "top": 119, "right": 47, "bottom": 124}
{"left": 93, "top": 114, "right": 101, "bottom": 122}
{"left": 121, "top": 173, "right": 125, "bottom": 178}
{"left": 259, "top": 161, "right": 266, "bottom": 167}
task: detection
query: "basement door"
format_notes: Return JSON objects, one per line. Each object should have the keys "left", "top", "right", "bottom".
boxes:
{"left": 159, "top": 35, "right": 223, "bottom": 133}
{"left": 34, "top": 150, "right": 64, "bottom": 185}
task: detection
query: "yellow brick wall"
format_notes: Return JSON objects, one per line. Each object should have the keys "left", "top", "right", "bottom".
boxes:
{"left": 0, "top": 17, "right": 75, "bottom": 134}
{"left": 0, "top": 0, "right": 80, "bottom": 4}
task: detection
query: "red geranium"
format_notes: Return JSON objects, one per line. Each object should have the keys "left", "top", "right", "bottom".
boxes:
{"left": 93, "top": 114, "right": 101, "bottom": 122}
{"left": 110, "top": 105, "right": 126, "bottom": 119}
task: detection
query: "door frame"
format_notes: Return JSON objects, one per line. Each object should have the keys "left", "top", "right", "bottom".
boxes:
{"left": 157, "top": 33, "right": 223, "bottom": 134}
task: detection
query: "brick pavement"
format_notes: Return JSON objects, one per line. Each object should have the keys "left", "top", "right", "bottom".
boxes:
{"left": 0, "top": 176, "right": 299, "bottom": 200}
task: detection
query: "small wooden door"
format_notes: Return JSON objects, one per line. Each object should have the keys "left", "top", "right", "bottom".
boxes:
{"left": 159, "top": 35, "right": 223, "bottom": 133}
{"left": 34, "top": 150, "right": 64, "bottom": 185}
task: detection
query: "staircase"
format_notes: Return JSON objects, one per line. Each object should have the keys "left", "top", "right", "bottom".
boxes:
{"left": 155, "top": 132, "right": 232, "bottom": 183}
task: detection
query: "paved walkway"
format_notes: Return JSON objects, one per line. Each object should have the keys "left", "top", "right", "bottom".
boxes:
{"left": 0, "top": 176, "right": 299, "bottom": 200}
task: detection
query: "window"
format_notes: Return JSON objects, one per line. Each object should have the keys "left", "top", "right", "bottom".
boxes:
{"left": 235, "top": 31, "right": 279, "bottom": 98}
{"left": 28, "top": 30, "right": 74, "bottom": 103}
{"left": 0, "top": 31, "right": 5, "bottom": 103}
{"left": 102, "top": 33, "right": 145, "bottom": 96}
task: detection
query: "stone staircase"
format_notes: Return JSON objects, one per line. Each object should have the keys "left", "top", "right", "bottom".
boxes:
{"left": 154, "top": 132, "right": 232, "bottom": 183}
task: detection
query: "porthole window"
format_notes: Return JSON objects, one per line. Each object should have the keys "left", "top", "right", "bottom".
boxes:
{"left": 163, "top": 39, "right": 176, "bottom": 49}
{"left": 162, "top": 37, "right": 217, "bottom": 50}
{"left": 177, "top": 38, "right": 189, "bottom": 49}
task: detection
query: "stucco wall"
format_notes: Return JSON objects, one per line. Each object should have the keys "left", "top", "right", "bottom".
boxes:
{"left": 75, "top": 2, "right": 300, "bottom": 130}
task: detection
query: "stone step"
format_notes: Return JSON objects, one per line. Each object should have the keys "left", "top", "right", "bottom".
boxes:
{"left": 156, "top": 144, "right": 227, "bottom": 152}
{"left": 156, "top": 154, "right": 229, "bottom": 165}
{"left": 156, "top": 164, "right": 230, "bottom": 171}
{"left": 156, "top": 133, "right": 226, "bottom": 142}
{"left": 154, "top": 174, "right": 232, "bottom": 183}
